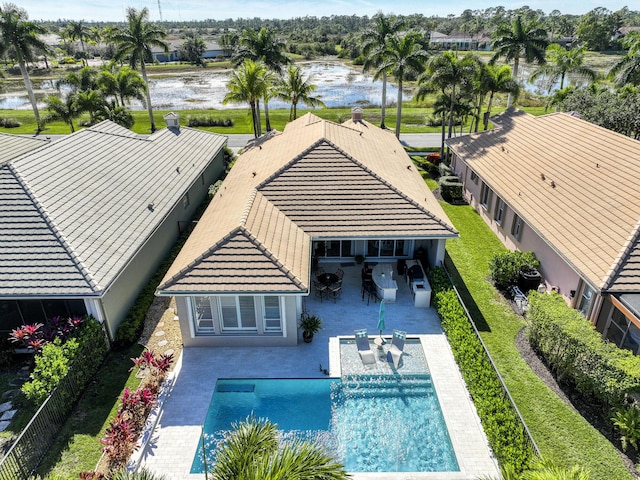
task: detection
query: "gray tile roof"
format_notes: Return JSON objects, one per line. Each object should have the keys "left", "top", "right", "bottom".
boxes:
{"left": 0, "top": 121, "right": 226, "bottom": 297}
{"left": 0, "top": 133, "right": 49, "bottom": 166}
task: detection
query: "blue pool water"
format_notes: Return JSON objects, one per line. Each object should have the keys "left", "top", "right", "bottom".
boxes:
{"left": 191, "top": 376, "right": 459, "bottom": 473}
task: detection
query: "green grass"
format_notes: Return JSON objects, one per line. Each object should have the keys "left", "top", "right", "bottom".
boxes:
{"left": 35, "top": 344, "right": 144, "bottom": 479}
{"left": 440, "top": 202, "right": 630, "bottom": 480}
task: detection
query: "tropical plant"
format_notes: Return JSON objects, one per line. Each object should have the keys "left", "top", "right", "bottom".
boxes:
{"left": 209, "top": 416, "right": 348, "bottom": 480}
{"left": 299, "top": 313, "right": 322, "bottom": 340}
{"left": 95, "top": 100, "right": 135, "bottom": 129}
{"left": 98, "top": 64, "right": 147, "bottom": 107}
{"left": 489, "top": 251, "right": 539, "bottom": 289}
{"left": 276, "top": 65, "right": 325, "bottom": 120}
{"left": 376, "top": 31, "right": 427, "bottom": 138}
{"left": 223, "top": 59, "right": 270, "bottom": 137}
{"left": 0, "top": 3, "right": 49, "bottom": 130}
{"left": 75, "top": 89, "right": 106, "bottom": 125}
{"left": 232, "top": 27, "right": 290, "bottom": 132}
{"left": 612, "top": 405, "right": 640, "bottom": 452}
{"left": 64, "top": 20, "right": 91, "bottom": 65}
{"left": 111, "top": 7, "right": 168, "bottom": 132}
{"left": 63, "top": 65, "right": 99, "bottom": 92}
{"left": 361, "top": 13, "right": 405, "bottom": 128}
{"left": 179, "top": 31, "right": 206, "bottom": 66}
{"left": 490, "top": 15, "right": 548, "bottom": 107}
{"left": 530, "top": 44, "right": 597, "bottom": 92}
{"left": 479, "top": 63, "right": 519, "bottom": 129}
{"left": 109, "top": 468, "right": 168, "bottom": 480}
{"left": 43, "top": 94, "right": 81, "bottom": 132}
{"left": 609, "top": 31, "right": 640, "bottom": 87}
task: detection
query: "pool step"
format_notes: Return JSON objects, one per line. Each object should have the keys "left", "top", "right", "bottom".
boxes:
{"left": 337, "top": 375, "right": 435, "bottom": 398}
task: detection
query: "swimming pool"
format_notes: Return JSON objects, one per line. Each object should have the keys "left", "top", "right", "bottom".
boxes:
{"left": 191, "top": 375, "right": 459, "bottom": 473}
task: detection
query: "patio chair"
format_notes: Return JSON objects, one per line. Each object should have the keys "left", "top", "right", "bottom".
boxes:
{"left": 354, "top": 329, "right": 376, "bottom": 365}
{"left": 314, "top": 280, "right": 328, "bottom": 302}
{"left": 316, "top": 266, "right": 325, "bottom": 276}
{"left": 336, "top": 268, "right": 344, "bottom": 280}
{"left": 387, "top": 330, "right": 406, "bottom": 369}
{"left": 361, "top": 279, "right": 379, "bottom": 305}
{"left": 329, "top": 282, "right": 342, "bottom": 303}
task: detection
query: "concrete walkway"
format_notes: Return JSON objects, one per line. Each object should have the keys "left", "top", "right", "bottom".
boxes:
{"left": 139, "top": 263, "right": 498, "bottom": 479}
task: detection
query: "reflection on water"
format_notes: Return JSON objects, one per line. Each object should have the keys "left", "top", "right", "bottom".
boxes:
{"left": 0, "top": 61, "right": 412, "bottom": 111}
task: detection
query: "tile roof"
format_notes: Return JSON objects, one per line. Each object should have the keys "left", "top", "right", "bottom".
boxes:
{"left": 1, "top": 121, "right": 226, "bottom": 297}
{"left": 446, "top": 109, "right": 640, "bottom": 292}
{"left": 158, "top": 114, "right": 457, "bottom": 294}
{"left": 0, "top": 133, "right": 49, "bottom": 166}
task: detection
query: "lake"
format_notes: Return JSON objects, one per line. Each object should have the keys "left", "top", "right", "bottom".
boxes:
{"left": 0, "top": 61, "right": 411, "bottom": 111}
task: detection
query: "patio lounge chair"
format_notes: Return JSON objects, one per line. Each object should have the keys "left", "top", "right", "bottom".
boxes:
{"left": 354, "top": 329, "right": 376, "bottom": 365}
{"left": 387, "top": 330, "right": 406, "bottom": 369}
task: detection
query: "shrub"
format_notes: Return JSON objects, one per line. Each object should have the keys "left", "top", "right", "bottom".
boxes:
{"left": 0, "top": 117, "right": 21, "bottom": 128}
{"left": 612, "top": 405, "right": 640, "bottom": 452}
{"left": 22, "top": 338, "right": 79, "bottom": 404}
{"left": 527, "top": 292, "right": 640, "bottom": 408}
{"left": 438, "top": 175, "right": 463, "bottom": 203}
{"left": 428, "top": 266, "right": 535, "bottom": 472}
{"left": 187, "top": 116, "right": 234, "bottom": 127}
{"left": 489, "top": 251, "right": 540, "bottom": 289}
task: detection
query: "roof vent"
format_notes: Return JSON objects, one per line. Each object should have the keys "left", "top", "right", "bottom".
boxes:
{"left": 351, "top": 107, "right": 363, "bottom": 123}
{"left": 540, "top": 173, "right": 545, "bottom": 181}
{"left": 163, "top": 112, "right": 180, "bottom": 130}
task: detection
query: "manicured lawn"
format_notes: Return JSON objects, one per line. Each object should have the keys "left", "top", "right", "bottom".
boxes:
{"left": 35, "top": 344, "right": 144, "bottom": 479}
{"left": 440, "top": 202, "right": 630, "bottom": 480}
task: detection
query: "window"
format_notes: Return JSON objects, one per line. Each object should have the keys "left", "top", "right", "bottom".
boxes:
{"left": 577, "top": 284, "right": 594, "bottom": 317}
{"left": 470, "top": 171, "right": 479, "bottom": 185}
{"left": 219, "top": 296, "right": 257, "bottom": 331}
{"left": 494, "top": 197, "right": 505, "bottom": 225}
{"left": 182, "top": 193, "right": 190, "bottom": 209}
{"left": 263, "top": 296, "right": 282, "bottom": 332}
{"left": 314, "top": 240, "right": 353, "bottom": 258}
{"left": 192, "top": 296, "right": 214, "bottom": 333}
{"left": 366, "top": 239, "right": 409, "bottom": 258}
{"left": 511, "top": 214, "right": 523, "bottom": 240}
{"left": 480, "top": 182, "right": 492, "bottom": 209}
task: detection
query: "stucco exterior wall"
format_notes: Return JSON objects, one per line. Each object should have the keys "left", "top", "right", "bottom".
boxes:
{"left": 101, "top": 148, "right": 226, "bottom": 339}
{"left": 178, "top": 294, "right": 300, "bottom": 347}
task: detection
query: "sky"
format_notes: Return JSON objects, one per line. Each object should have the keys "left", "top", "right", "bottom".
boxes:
{"left": 18, "top": 0, "right": 634, "bottom": 23}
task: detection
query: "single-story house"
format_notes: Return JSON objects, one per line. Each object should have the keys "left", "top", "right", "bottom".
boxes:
{"left": 447, "top": 108, "right": 640, "bottom": 353}
{"left": 152, "top": 39, "right": 228, "bottom": 63}
{"left": 0, "top": 115, "right": 227, "bottom": 340}
{"left": 156, "top": 110, "right": 458, "bottom": 347}
{"left": 429, "top": 31, "right": 492, "bottom": 51}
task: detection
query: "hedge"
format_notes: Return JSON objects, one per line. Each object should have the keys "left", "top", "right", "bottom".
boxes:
{"left": 527, "top": 291, "right": 640, "bottom": 408}
{"left": 429, "top": 267, "right": 535, "bottom": 472}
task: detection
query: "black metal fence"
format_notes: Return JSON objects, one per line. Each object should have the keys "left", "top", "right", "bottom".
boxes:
{"left": 442, "top": 262, "right": 541, "bottom": 457}
{"left": 0, "top": 322, "right": 110, "bottom": 480}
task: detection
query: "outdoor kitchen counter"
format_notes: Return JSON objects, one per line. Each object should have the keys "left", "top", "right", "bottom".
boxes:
{"left": 372, "top": 263, "right": 398, "bottom": 303}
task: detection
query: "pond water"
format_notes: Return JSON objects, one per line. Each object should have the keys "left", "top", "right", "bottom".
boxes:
{"left": 0, "top": 61, "right": 412, "bottom": 111}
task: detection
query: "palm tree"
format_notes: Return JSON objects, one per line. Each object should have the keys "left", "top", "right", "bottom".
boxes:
{"left": 490, "top": 15, "right": 548, "bottom": 107}
{"left": 530, "top": 44, "right": 597, "bottom": 92}
{"left": 277, "top": 65, "right": 325, "bottom": 120}
{"left": 232, "top": 27, "right": 290, "bottom": 132}
{"left": 64, "top": 20, "right": 91, "bottom": 66}
{"left": 63, "top": 65, "right": 98, "bottom": 92}
{"left": 209, "top": 416, "right": 348, "bottom": 480}
{"left": 361, "top": 13, "right": 405, "bottom": 128}
{"left": 75, "top": 89, "right": 105, "bottom": 125}
{"left": 376, "top": 31, "right": 428, "bottom": 138}
{"left": 609, "top": 31, "right": 640, "bottom": 87}
{"left": 44, "top": 94, "right": 81, "bottom": 133}
{"left": 223, "top": 60, "right": 270, "bottom": 138}
{"left": 96, "top": 100, "right": 135, "bottom": 129}
{"left": 0, "top": 3, "right": 49, "bottom": 131}
{"left": 481, "top": 64, "right": 519, "bottom": 129}
{"left": 110, "top": 468, "right": 167, "bottom": 480}
{"left": 111, "top": 7, "right": 168, "bottom": 132}
{"left": 98, "top": 64, "right": 146, "bottom": 107}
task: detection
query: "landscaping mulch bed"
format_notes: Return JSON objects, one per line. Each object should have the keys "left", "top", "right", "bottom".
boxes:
{"left": 515, "top": 327, "right": 640, "bottom": 478}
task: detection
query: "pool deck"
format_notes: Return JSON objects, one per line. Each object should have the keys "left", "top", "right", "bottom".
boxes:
{"left": 139, "top": 263, "right": 500, "bottom": 479}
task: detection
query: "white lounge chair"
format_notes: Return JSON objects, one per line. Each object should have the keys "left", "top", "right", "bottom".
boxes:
{"left": 387, "top": 330, "right": 406, "bottom": 369}
{"left": 355, "top": 329, "right": 376, "bottom": 365}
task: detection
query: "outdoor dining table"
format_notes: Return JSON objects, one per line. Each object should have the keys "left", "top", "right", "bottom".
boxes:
{"left": 317, "top": 272, "right": 339, "bottom": 286}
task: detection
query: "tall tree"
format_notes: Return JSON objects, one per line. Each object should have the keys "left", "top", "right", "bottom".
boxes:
{"left": 575, "top": 7, "right": 622, "bottom": 51}
{"left": 64, "top": 20, "right": 91, "bottom": 66}
{"left": 361, "top": 13, "right": 404, "bottom": 129}
{"left": 0, "top": 3, "right": 48, "bottom": 131}
{"left": 376, "top": 31, "right": 427, "bottom": 139}
{"left": 98, "top": 64, "right": 146, "bottom": 107}
{"left": 480, "top": 63, "right": 519, "bottom": 129}
{"left": 179, "top": 31, "right": 206, "bottom": 66}
{"left": 223, "top": 60, "right": 270, "bottom": 138}
{"left": 530, "top": 44, "right": 597, "bottom": 91}
{"left": 490, "top": 15, "right": 548, "bottom": 107}
{"left": 210, "top": 416, "right": 348, "bottom": 480}
{"left": 609, "top": 31, "right": 640, "bottom": 87}
{"left": 232, "top": 27, "right": 290, "bottom": 132}
{"left": 276, "top": 65, "right": 325, "bottom": 120}
{"left": 111, "top": 7, "right": 168, "bottom": 132}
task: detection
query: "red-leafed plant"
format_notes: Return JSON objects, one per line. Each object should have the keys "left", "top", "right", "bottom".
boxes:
{"left": 9, "top": 315, "right": 85, "bottom": 353}
{"left": 101, "top": 351, "right": 173, "bottom": 473}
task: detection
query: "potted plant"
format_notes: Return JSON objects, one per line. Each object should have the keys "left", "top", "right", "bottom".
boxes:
{"left": 354, "top": 254, "right": 365, "bottom": 265}
{"left": 299, "top": 314, "right": 322, "bottom": 343}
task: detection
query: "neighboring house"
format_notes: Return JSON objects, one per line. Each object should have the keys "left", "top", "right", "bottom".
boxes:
{"left": 151, "top": 39, "right": 228, "bottom": 63}
{"left": 429, "top": 31, "right": 492, "bottom": 51}
{"left": 156, "top": 110, "right": 458, "bottom": 347}
{"left": 447, "top": 108, "right": 640, "bottom": 353}
{"left": 0, "top": 115, "right": 227, "bottom": 340}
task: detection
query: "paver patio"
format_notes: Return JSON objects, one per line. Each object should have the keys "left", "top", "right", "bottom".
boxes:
{"left": 139, "top": 263, "right": 499, "bottom": 479}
